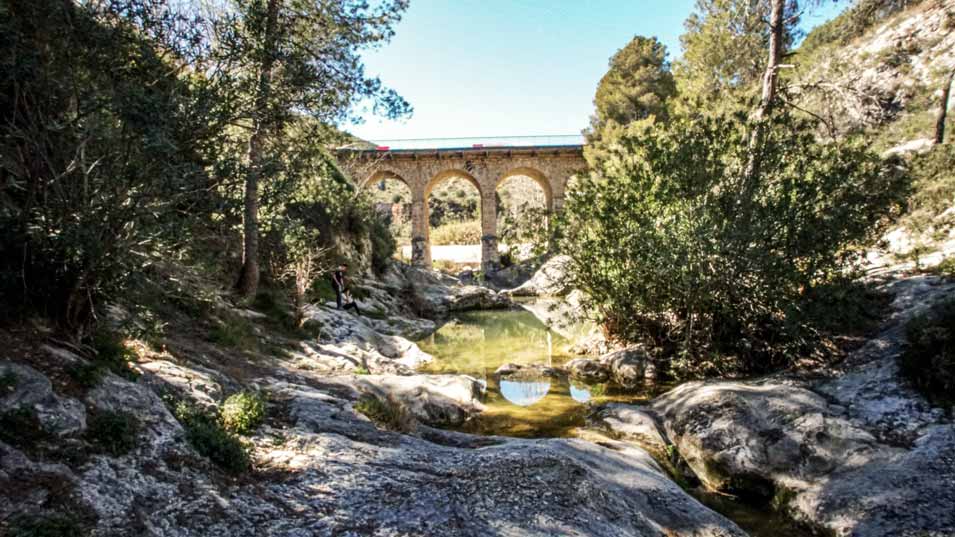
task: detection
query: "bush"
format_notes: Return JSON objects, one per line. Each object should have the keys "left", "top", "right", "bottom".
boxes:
{"left": 173, "top": 401, "right": 251, "bottom": 475}
{"left": 220, "top": 392, "right": 266, "bottom": 435}
{"left": 935, "top": 256, "right": 955, "bottom": 278}
{"left": 85, "top": 410, "right": 140, "bottom": 456}
{"left": 0, "top": 406, "right": 48, "bottom": 449}
{"left": 562, "top": 112, "right": 908, "bottom": 377}
{"left": 430, "top": 220, "right": 482, "bottom": 245}
{"left": 353, "top": 395, "right": 413, "bottom": 431}
{"left": 901, "top": 298, "right": 955, "bottom": 410}
{"left": 90, "top": 331, "right": 140, "bottom": 381}
{"left": 369, "top": 213, "right": 397, "bottom": 274}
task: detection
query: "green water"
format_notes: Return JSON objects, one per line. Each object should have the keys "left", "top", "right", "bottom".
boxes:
{"left": 416, "top": 307, "right": 813, "bottom": 537}
{"left": 417, "top": 308, "right": 653, "bottom": 437}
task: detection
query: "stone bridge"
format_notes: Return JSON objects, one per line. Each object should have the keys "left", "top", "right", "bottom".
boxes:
{"left": 336, "top": 137, "right": 585, "bottom": 272}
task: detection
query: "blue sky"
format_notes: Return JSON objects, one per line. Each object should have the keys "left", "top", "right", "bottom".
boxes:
{"left": 349, "top": 0, "right": 846, "bottom": 143}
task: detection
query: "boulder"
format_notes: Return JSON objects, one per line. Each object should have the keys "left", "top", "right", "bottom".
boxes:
{"left": 565, "top": 358, "right": 610, "bottom": 384}
{"left": 324, "top": 373, "right": 486, "bottom": 428}
{"left": 650, "top": 275, "right": 955, "bottom": 537}
{"left": 599, "top": 345, "right": 654, "bottom": 387}
{"left": 508, "top": 255, "right": 571, "bottom": 297}
{"left": 0, "top": 362, "right": 86, "bottom": 436}
{"left": 589, "top": 403, "right": 668, "bottom": 455}
{"left": 494, "top": 363, "right": 562, "bottom": 379}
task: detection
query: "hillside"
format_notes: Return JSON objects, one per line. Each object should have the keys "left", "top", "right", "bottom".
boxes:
{"left": 793, "top": 0, "right": 955, "bottom": 270}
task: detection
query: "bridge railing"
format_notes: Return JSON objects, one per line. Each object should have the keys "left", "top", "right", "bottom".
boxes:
{"left": 338, "top": 134, "right": 584, "bottom": 151}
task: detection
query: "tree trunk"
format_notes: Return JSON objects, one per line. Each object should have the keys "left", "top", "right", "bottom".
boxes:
{"left": 236, "top": 0, "right": 280, "bottom": 299}
{"left": 935, "top": 70, "right": 954, "bottom": 145}
{"left": 744, "top": 0, "right": 786, "bottom": 182}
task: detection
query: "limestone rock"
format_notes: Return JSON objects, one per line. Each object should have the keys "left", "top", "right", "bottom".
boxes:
{"left": 565, "top": 358, "right": 610, "bottom": 384}
{"left": 508, "top": 255, "right": 572, "bottom": 297}
{"left": 589, "top": 403, "right": 668, "bottom": 455}
{"left": 600, "top": 345, "right": 654, "bottom": 387}
{"left": 650, "top": 275, "right": 955, "bottom": 537}
{"left": 0, "top": 362, "right": 86, "bottom": 436}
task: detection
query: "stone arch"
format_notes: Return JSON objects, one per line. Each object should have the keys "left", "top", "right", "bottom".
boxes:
{"left": 424, "top": 168, "right": 484, "bottom": 199}
{"left": 362, "top": 169, "right": 411, "bottom": 190}
{"left": 497, "top": 167, "right": 554, "bottom": 213}
{"left": 419, "top": 169, "right": 484, "bottom": 269}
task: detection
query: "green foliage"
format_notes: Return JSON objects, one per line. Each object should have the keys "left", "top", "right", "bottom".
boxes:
{"left": 91, "top": 332, "right": 140, "bottom": 381}
{"left": 66, "top": 363, "right": 105, "bottom": 390}
{"left": 0, "top": 0, "right": 216, "bottom": 331}
{"left": 898, "top": 145, "right": 955, "bottom": 238}
{"left": 935, "top": 256, "right": 955, "bottom": 278}
{"left": 901, "top": 298, "right": 955, "bottom": 410}
{"left": 430, "top": 220, "right": 482, "bottom": 245}
{"left": 208, "top": 316, "right": 258, "bottom": 349}
{"left": 369, "top": 213, "right": 397, "bottom": 274}
{"left": 85, "top": 411, "right": 140, "bottom": 456}
{"left": 7, "top": 514, "right": 87, "bottom": 537}
{"left": 172, "top": 401, "right": 251, "bottom": 475}
{"left": 353, "top": 366, "right": 371, "bottom": 375}
{"left": 586, "top": 36, "right": 676, "bottom": 168}
{"left": 675, "top": 0, "right": 798, "bottom": 100}
{"left": 353, "top": 395, "right": 413, "bottom": 431}
{"left": 563, "top": 110, "right": 909, "bottom": 376}
{"left": 0, "top": 406, "right": 48, "bottom": 449}
{"left": 220, "top": 392, "right": 267, "bottom": 435}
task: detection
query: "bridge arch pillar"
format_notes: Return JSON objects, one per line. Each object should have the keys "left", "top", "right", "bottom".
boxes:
{"left": 410, "top": 188, "right": 430, "bottom": 268}
{"left": 480, "top": 187, "right": 499, "bottom": 274}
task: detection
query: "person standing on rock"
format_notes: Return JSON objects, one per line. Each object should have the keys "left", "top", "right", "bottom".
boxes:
{"left": 331, "top": 263, "right": 361, "bottom": 315}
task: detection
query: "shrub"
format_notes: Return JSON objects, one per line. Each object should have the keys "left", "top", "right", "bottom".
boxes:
{"left": 7, "top": 514, "right": 87, "bottom": 537}
{"left": 0, "top": 406, "right": 48, "bottom": 449}
{"left": 66, "top": 363, "right": 105, "bottom": 390}
{"left": 220, "top": 392, "right": 266, "bottom": 435}
{"left": 935, "top": 256, "right": 955, "bottom": 278}
{"left": 901, "top": 298, "right": 955, "bottom": 410}
{"left": 173, "top": 401, "right": 251, "bottom": 474}
{"left": 353, "top": 366, "right": 371, "bottom": 375}
{"left": 353, "top": 395, "right": 414, "bottom": 431}
{"left": 430, "top": 220, "right": 482, "bottom": 245}
{"left": 208, "top": 316, "right": 258, "bottom": 349}
{"left": 85, "top": 410, "right": 140, "bottom": 456}
{"left": 562, "top": 112, "right": 908, "bottom": 377}
{"left": 369, "top": 213, "right": 397, "bottom": 274}
{"left": 90, "top": 331, "right": 139, "bottom": 381}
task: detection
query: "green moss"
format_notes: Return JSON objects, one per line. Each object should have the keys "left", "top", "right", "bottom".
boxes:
{"left": 172, "top": 401, "right": 251, "bottom": 474}
{"left": 85, "top": 410, "right": 139, "bottom": 456}
{"left": 7, "top": 514, "right": 88, "bottom": 537}
{"left": 0, "top": 406, "right": 48, "bottom": 449}
{"left": 353, "top": 366, "right": 370, "bottom": 375}
{"left": 220, "top": 391, "right": 266, "bottom": 435}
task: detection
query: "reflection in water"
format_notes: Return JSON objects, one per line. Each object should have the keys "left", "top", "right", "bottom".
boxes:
{"left": 499, "top": 379, "right": 551, "bottom": 406}
{"left": 569, "top": 383, "right": 592, "bottom": 403}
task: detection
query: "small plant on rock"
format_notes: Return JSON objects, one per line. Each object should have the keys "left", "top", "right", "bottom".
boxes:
{"left": 7, "top": 514, "right": 87, "bottom": 537}
{"left": 0, "top": 406, "right": 48, "bottom": 449}
{"left": 173, "top": 401, "right": 251, "bottom": 475}
{"left": 353, "top": 394, "right": 414, "bottom": 432}
{"left": 220, "top": 391, "right": 266, "bottom": 435}
{"left": 901, "top": 298, "right": 955, "bottom": 411}
{"left": 85, "top": 410, "right": 140, "bottom": 456}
